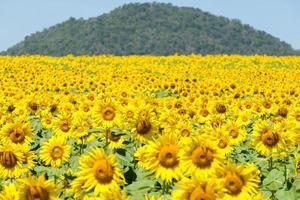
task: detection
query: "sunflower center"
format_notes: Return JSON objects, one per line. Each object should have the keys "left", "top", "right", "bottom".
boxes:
{"left": 45, "top": 118, "right": 52, "bottom": 124}
{"left": 295, "top": 112, "right": 300, "bottom": 121}
{"left": 28, "top": 102, "right": 38, "bottom": 111}
{"left": 102, "top": 107, "right": 116, "bottom": 121}
{"left": 261, "top": 131, "right": 279, "bottom": 147}
{"left": 216, "top": 104, "right": 226, "bottom": 114}
{"left": 136, "top": 119, "right": 152, "bottom": 135}
{"left": 224, "top": 172, "right": 244, "bottom": 195}
{"left": 277, "top": 107, "right": 288, "bottom": 118}
{"left": 108, "top": 131, "right": 121, "bottom": 142}
{"left": 9, "top": 127, "right": 25, "bottom": 143}
{"left": 218, "top": 137, "right": 228, "bottom": 149}
{"left": 190, "top": 186, "right": 215, "bottom": 200}
{"left": 181, "top": 129, "right": 190, "bottom": 137}
{"left": 59, "top": 119, "right": 71, "bottom": 132}
{"left": 126, "top": 110, "right": 134, "bottom": 119}
{"left": 93, "top": 159, "right": 114, "bottom": 184}
{"left": 26, "top": 185, "right": 49, "bottom": 200}
{"left": 192, "top": 146, "right": 214, "bottom": 168}
{"left": 51, "top": 146, "right": 64, "bottom": 160}
{"left": 201, "top": 109, "right": 209, "bottom": 117}
{"left": 263, "top": 101, "right": 271, "bottom": 109}
{"left": 158, "top": 145, "right": 179, "bottom": 168}
{"left": 0, "top": 151, "right": 17, "bottom": 168}
{"left": 229, "top": 129, "right": 239, "bottom": 139}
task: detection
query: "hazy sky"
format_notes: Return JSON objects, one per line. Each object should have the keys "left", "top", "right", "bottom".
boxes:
{"left": 1, "top": 0, "right": 299, "bottom": 51}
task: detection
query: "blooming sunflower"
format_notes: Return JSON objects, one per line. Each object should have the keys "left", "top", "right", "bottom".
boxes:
{"left": 107, "top": 129, "right": 126, "bottom": 149}
{"left": 179, "top": 135, "right": 224, "bottom": 177}
{"left": 135, "top": 133, "right": 183, "bottom": 182}
{"left": 20, "top": 144, "right": 36, "bottom": 174}
{"left": 131, "top": 103, "right": 159, "bottom": 143}
{"left": 0, "top": 120, "right": 32, "bottom": 147}
{"left": 40, "top": 135, "right": 71, "bottom": 168}
{"left": 75, "top": 147, "right": 125, "bottom": 196}
{"left": 53, "top": 112, "right": 73, "bottom": 138}
{"left": 19, "top": 175, "right": 59, "bottom": 200}
{"left": 252, "top": 120, "right": 291, "bottom": 157}
{"left": 226, "top": 121, "right": 247, "bottom": 144}
{"left": 0, "top": 184, "right": 19, "bottom": 200}
{"left": 71, "top": 110, "right": 94, "bottom": 139}
{"left": 172, "top": 176, "right": 223, "bottom": 200}
{"left": 217, "top": 163, "right": 260, "bottom": 200}
{"left": 93, "top": 98, "right": 123, "bottom": 129}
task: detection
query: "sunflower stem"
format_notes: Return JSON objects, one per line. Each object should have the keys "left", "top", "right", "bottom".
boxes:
{"left": 269, "top": 156, "right": 273, "bottom": 171}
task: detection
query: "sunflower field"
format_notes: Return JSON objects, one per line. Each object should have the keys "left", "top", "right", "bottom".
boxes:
{"left": 0, "top": 55, "right": 299, "bottom": 200}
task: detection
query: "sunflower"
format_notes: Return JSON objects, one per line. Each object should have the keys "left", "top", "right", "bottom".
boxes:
{"left": 179, "top": 135, "right": 224, "bottom": 177}
{"left": 0, "top": 184, "right": 19, "bottom": 200}
{"left": 19, "top": 175, "right": 59, "bottom": 200}
{"left": 20, "top": 145, "right": 36, "bottom": 174}
{"left": 40, "top": 136, "right": 71, "bottom": 168}
{"left": 107, "top": 129, "right": 126, "bottom": 149}
{"left": 40, "top": 110, "right": 54, "bottom": 129}
{"left": 0, "top": 120, "right": 32, "bottom": 147}
{"left": 93, "top": 98, "right": 123, "bottom": 129}
{"left": 135, "top": 133, "right": 183, "bottom": 182}
{"left": 75, "top": 147, "right": 125, "bottom": 196}
{"left": 203, "top": 126, "right": 233, "bottom": 156}
{"left": 172, "top": 176, "right": 223, "bottom": 200}
{"left": 0, "top": 145, "right": 23, "bottom": 178}
{"left": 217, "top": 163, "right": 260, "bottom": 200}
{"left": 252, "top": 119, "right": 291, "bottom": 157}
{"left": 71, "top": 111, "right": 94, "bottom": 139}
{"left": 130, "top": 103, "right": 159, "bottom": 143}
{"left": 226, "top": 121, "right": 247, "bottom": 144}
{"left": 53, "top": 112, "right": 73, "bottom": 138}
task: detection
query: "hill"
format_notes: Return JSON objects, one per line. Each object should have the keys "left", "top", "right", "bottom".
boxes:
{"left": 1, "top": 3, "right": 296, "bottom": 55}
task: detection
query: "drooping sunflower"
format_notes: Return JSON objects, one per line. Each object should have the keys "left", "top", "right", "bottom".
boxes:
{"left": 217, "top": 163, "right": 260, "bottom": 200}
{"left": 0, "top": 145, "right": 23, "bottom": 178}
{"left": 172, "top": 176, "right": 223, "bottom": 200}
{"left": 179, "top": 135, "right": 224, "bottom": 177}
{"left": 18, "top": 175, "right": 59, "bottom": 200}
{"left": 93, "top": 98, "right": 123, "bottom": 129}
{"left": 135, "top": 133, "right": 183, "bottom": 182}
{"left": 40, "top": 136, "right": 71, "bottom": 167}
{"left": 0, "top": 184, "right": 19, "bottom": 200}
{"left": 75, "top": 147, "right": 125, "bottom": 196}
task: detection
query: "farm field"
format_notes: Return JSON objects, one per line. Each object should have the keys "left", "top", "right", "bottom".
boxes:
{"left": 0, "top": 55, "right": 299, "bottom": 199}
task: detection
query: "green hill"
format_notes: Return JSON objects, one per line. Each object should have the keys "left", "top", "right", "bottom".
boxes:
{"left": 1, "top": 3, "right": 296, "bottom": 55}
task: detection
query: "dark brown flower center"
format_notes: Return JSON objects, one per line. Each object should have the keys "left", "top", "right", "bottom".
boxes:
{"left": 261, "top": 131, "right": 279, "bottom": 147}
{"left": 0, "top": 151, "right": 17, "bottom": 168}
{"left": 26, "top": 185, "right": 49, "bottom": 200}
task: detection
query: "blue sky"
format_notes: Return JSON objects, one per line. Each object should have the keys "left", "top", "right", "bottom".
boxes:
{"left": 1, "top": 0, "right": 299, "bottom": 51}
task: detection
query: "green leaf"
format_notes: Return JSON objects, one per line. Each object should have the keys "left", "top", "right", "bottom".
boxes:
{"left": 263, "top": 169, "right": 285, "bottom": 191}
{"left": 293, "top": 175, "right": 300, "bottom": 191}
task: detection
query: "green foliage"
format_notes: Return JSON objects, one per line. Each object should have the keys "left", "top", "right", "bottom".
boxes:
{"left": 1, "top": 3, "right": 296, "bottom": 56}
